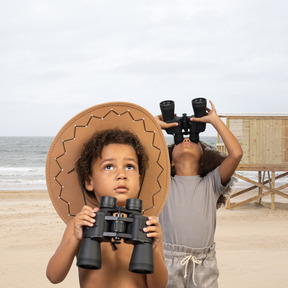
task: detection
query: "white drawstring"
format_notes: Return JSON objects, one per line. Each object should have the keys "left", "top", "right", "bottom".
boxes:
{"left": 180, "top": 255, "right": 202, "bottom": 286}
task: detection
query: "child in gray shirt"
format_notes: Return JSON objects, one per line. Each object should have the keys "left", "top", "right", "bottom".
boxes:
{"left": 156, "top": 100, "right": 243, "bottom": 288}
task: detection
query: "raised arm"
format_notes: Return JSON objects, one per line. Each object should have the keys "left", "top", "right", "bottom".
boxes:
{"left": 191, "top": 100, "right": 243, "bottom": 185}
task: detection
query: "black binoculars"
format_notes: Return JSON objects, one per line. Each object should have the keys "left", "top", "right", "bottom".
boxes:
{"left": 77, "top": 196, "right": 154, "bottom": 274}
{"left": 160, "top": 98, "right": 207, "bottom": 144}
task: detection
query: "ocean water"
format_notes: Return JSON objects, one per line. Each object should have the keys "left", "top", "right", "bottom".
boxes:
{"left": 0, "top": 137, "right": 53, "bottom": 190}
{"left": 0, "top": 136, "right": 286, "bottom": 191}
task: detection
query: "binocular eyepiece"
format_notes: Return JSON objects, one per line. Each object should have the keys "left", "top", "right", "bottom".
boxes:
{"left": 76, "top": 196, "right": 154, "bottom": 274}
{"left": 160, "top": 98, "right": 207, "bottom": 144}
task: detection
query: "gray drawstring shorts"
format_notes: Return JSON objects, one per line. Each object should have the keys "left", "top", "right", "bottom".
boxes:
{"left": 163, "top": 242, "right": 219, "bottom": 288}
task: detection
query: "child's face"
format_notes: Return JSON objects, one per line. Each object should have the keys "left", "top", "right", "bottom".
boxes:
{"left": 85, "top": 143, "right": 140, "bottom": 207}
{"left": 172, "top": 138, "right": 203, "bottom": 166}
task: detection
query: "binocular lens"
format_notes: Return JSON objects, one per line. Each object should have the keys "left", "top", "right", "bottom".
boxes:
{"left": 100, "top": 196, "right": 117, "bottom": 208}
{"left": 129, "top": 242, "right": 154, "bottom": 274}
{"left": 159, "top": 100, "right": 175, "bottom": 122}
{"left": 160, "top": 100, "right": 174, "bottom": 108}
{"left": 192, "top": 98, "right": 207, "bottom": 118}
{"left": 77, "top": 238, "right": 102, "bottom": 270}
{"left": 125, "top": 198, "right": 142, "bottom": 212}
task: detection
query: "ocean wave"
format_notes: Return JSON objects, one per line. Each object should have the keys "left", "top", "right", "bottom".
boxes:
{"left": 0, "top": 165, "right": 46, "bottom": 190}
{"left": 0, "top": 179, "right": 47, "bottom": 191}
{"left": 0, "top": 166, "right": 44, "bottom": 172}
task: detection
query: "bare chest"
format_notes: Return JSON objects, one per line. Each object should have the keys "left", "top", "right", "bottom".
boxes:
{"left": 78, "top": 241, "right": 147, "bottom": 288}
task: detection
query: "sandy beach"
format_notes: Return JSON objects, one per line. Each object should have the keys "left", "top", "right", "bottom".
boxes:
{"left": 1, "top": 190, "right": 288, "bottom": 288}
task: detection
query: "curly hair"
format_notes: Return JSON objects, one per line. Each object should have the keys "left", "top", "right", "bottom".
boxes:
{"left": 76, "top": 128, "right": 149, "bottom": 200}
{"left": 168, "top": 141, "right": 236, "bottom": 208}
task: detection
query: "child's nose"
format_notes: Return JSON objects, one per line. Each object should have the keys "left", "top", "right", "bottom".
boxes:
{"left": 183, "top": 138, "right": 191, "bottom": 143}
{"left": 117, "top": 168, "right": 127, "bottom": 179}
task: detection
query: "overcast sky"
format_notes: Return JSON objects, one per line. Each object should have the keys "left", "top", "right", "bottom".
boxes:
{"left": 1, "top": 0, "right": 288, "bottom": 136}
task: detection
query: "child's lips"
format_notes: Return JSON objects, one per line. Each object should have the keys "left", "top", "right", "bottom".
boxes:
{"left": 115, "top": 185, "right": 128, "bottom": 193}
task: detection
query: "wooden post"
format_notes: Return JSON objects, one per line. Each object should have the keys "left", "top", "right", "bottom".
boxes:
{"left": 258, "top": 171, "right": 262, "bottom": 204}
{"left": 271, "top": 171, "right": 275, "bottom": 210}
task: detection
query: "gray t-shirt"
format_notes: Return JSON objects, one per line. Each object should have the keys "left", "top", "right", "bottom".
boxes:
{"left": 159, "top": 167, "right": 225, "bottom": 249}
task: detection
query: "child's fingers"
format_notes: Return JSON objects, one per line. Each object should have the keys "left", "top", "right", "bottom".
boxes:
{"left": 155, "top": 115, "right": 178, "bottom": 129}
{"left": 146, "top": 216, "right": 158, "bottom": 226}
{"left": 148, "top": 234, "right": 160, "bottom": 243}
{"left": 209, "top": 100, "right": 215, "bottom": 110}
{"left": 144, "top": 217, "right": 161, "bottom": 236}
{"left": 83, "top": 206, "right": 97, "bottom": 217}
{"left": 77, "top": 215, "right": 95, "bottom": 227}
{"left": 81, "top": 205, "right": 96, "bottom": 215}
{"left": 78, "top": 212, "right": 96, "bottom": 224}
{"left": 143, "top": 226, "right": 156, "bottom": 233}
{"left": 75, "top": 206, "right": 97, "bottom": 226}
{"left": 144, "top": 228, "right": 161, "bottom": 238}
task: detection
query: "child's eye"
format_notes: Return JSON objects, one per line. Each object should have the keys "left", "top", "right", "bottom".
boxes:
{"left": 104, "top": 164, "right": 114, "bottom": 170}
{"left": 126, "top": 164, "right": 135, "bottom": 170}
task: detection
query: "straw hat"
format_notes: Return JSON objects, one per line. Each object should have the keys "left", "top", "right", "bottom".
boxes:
{"left": 46, "top": 102, "right": 170, "bottom": 223}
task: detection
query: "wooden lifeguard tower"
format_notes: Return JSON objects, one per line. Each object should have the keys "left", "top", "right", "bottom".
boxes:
{"left": 217, "top": 114, "right": 288, "bottom": 210}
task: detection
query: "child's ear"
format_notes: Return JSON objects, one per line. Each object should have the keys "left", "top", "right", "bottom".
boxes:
{"left": 85, "top": 176, "right": 94, "bottom": 191}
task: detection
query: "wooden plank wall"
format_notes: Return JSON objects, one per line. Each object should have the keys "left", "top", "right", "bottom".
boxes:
{"left": 227, "top": 118, "right": 288, "bottom": 167}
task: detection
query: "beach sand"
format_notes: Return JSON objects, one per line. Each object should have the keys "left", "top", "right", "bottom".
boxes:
{"left": 1, "top": 190, "right": 288, "bottom": 288}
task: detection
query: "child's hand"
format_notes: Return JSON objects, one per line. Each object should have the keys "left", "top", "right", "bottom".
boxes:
{"left": 154, "top": 115, "right": 178, "bottom": 130}
{"left": 190, "top": 100, "right": 218, "bottom": 124}
{"left": 143, "top": 216, "right": 162, "bottom": 250}
{"left": 73, "top": 205, "right": 99, "bottom": 240}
